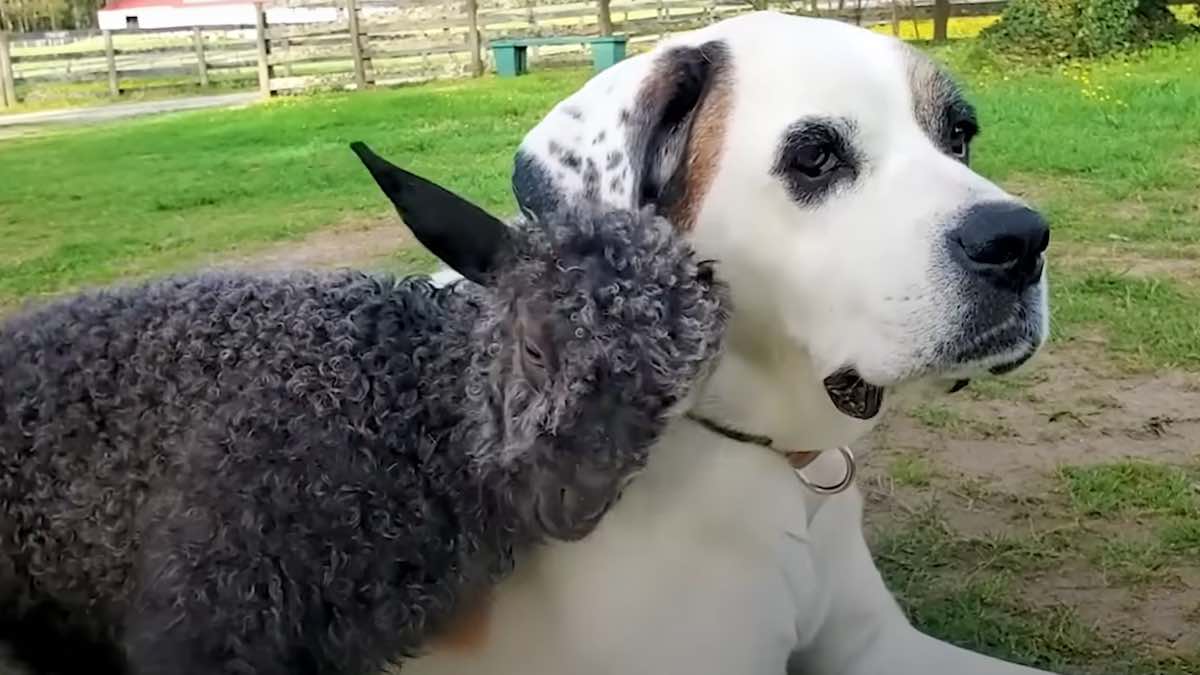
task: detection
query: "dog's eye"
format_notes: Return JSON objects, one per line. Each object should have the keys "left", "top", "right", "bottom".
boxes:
{"left": 949, "top": 122, "right": 973, "bottom": 162}
{"left": 773, "top": 118, "right": 858, "bottom": 207}
{"left": 791, "top": 143, "right": 840, "bottom": 178}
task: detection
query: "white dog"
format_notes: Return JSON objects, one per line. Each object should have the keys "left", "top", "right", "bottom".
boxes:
{"left": 406, "top": 11, "right": 1053, "bottom": 675}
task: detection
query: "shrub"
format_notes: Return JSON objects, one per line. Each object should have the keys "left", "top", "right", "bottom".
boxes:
{"left": 980, "top": 0, "right": 1192, "bottom": 58}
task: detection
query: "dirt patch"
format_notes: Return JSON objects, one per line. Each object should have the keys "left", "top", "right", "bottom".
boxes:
{"left": 1058, "top": 244, "right": 1200, "bottom": 283}
{"left": 1025, "top": 567, "right": 1200, "bottom": 653}
{"left": 861, "top": 339, "right": 1200, "bottom": 655}
{"left": 865, "top": 346, "right": 1200, "bottom": 493}
{"left": 208, "top": 215, "right": 410, "bottom": 273}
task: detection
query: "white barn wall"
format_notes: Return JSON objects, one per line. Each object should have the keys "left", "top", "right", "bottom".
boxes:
{"left": 96, "top": 4, "right": 338, "bottom": 30}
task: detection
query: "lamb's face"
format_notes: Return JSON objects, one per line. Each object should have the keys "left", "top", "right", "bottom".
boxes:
{"left": 474, "top": 208, "right": 729, "bottom": 540}
{"left": 349, "top": 141, "right": 729, "bottom": 542}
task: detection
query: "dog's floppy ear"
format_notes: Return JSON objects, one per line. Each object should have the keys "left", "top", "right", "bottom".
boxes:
{"left": 633, "top": 40, "right": 730, "bottom": 214}
{"left": 351, "top": 141, "right": 511, "bottom": 285}
{"left": 511, "top": 39, "right": 730, "bottom": 229}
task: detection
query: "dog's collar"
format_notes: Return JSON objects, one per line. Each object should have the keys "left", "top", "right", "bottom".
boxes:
{"left": 684, "top": 412, "right": 856, "bottom": 495}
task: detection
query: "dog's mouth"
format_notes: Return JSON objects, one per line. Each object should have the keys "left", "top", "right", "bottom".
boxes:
{"left": 822, "top": 368, "right": 885, "bottom": 420}
{"left": 822, "top": 369, "right": 976, "bottom": 420}
{"left": 943, "top": 340, "right": 1041, "bottom": 381}
{"left": 821, "top": 302, "right": 1046, "bottom": 421}
{"left": 986, "top": 348, "right": 1038, "bottom": 375}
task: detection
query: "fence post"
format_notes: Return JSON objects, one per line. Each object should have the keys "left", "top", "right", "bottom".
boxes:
{"left": 345, "top": 0, "right": 367, "bottom": 89}
{"left": 524, "top": 0, "right": 537, "bottom": 62}
{"left": 193, "top": 26, "right": 209, "bottom": 87}
{"left": 104, "top": 30, "right": 119, "bottom": 96}
{"left": 254, "top": 3, "right": 273, "bottom": 97}
{"left": 932, "top": 0, "right": 950, "bottom": 43}
{"left": 465, "top": 0, "right": 482, "bottom": 77}
{"left": 0, "top": 31, "right": 15, "bottom": 109}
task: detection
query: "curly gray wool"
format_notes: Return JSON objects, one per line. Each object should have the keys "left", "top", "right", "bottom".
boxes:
{"left": 0, "top": 205, "right": 729, "bottom": 675}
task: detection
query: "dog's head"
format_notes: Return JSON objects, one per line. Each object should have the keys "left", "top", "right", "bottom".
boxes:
{"left": 514, "top": 12, "right": 1049, "bottom": 444}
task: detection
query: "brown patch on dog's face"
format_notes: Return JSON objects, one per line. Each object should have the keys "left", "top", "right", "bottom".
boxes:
{"left": 668, "top": 76, "right": 731, "bottom": 231}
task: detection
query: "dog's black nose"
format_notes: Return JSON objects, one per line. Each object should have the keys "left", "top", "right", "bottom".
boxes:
{"left": 948, "top": 202, "right": 1049, "bottom": 293}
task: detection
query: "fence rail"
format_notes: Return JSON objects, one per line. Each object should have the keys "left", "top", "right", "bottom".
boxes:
{"left": 0, "top": 0, "right": 1169, "bottom": 109}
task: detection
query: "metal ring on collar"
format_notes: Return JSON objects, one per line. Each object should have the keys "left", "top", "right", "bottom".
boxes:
{"left": 794, "top": 446, "right": 856, "bottom": 495}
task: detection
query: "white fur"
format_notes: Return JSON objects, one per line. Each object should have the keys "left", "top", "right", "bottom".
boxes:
{"left": 408, "top": 12, "right": 1053, "bottom": 675}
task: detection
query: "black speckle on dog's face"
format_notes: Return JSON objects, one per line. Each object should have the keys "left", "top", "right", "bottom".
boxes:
{"left": 771, "top": 117, "right": 861, "bottom": 208}
{"left": 606, "top": 150, "right": 624, "bottom": 171}
{"left": 513, "top": 151, "right": 563, "bottom": 218}
{"left": 559, "top": 149, "right": 582, "bottom": 172}
{"left": 583, "top": 158, "right": 601, "bottom": 201}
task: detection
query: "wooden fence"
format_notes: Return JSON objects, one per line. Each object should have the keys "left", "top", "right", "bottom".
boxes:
{"left": 1, "top": 25, "right": 261, "bottom": 103}
{"left": 0, "top": 0, "right": 1015, "bottom": 109}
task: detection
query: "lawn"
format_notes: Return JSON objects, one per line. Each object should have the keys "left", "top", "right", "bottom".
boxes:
{"left": 2, "top": 24, "right": 1200, "bottom": 675}
{"left": 0, "top": 68, "right": 590, "bottom": 306}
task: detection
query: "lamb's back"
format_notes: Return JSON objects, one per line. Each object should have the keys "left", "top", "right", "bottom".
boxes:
{"left": 0, "top": 268, "right": 480, "bottom": 623}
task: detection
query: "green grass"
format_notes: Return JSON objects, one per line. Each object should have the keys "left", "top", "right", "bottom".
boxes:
{"left": 7, "top": 76, "right": 253, "bottom": 114}
{"left": 941, "top": 38, "right": 1200, "bottom": 246}
{"left": 0, "top": 69, "right": 591, "bottom": 307}
{"left": 964, "top": 372, "right": 1044, "bottom": 402}
{"left": 873, "top": 510, "right": 1095, "bottom": 673}
{"left": 908, "top": 402, "right": 1015, "bottom": 438}
{"left": 1061, "top": 461, "right": 1200, "bottom": 517}
{"left": 6, "top": 22, "right": 1200, "bottom": 674}
{"left": 1053, "top": 461, "right": 1200, "bottom": 583}
{"left": 1093, "top": 537, "right": 1172, "bottom": 584}
{"left": 1051, "top": 269, "right": 1200, "bottom": 370}
{"left": 872, "top": 496, "right": 1200, "bottom": 674}
{"left": 379, "top": 245, "right": 441, "bottom": 277}
{"left": 1159, "top": 517, "right": 1200, "bottom": 553}
{"left": 4, "top": 34, "right": 1200, "bottom": 371}
{"left": 889, "top": 455, "right": 940, "bottom": 487}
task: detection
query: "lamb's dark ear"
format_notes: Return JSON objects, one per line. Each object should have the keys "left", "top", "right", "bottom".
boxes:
{"left": 350, "top": 141, "right": 511, "bottom": 285}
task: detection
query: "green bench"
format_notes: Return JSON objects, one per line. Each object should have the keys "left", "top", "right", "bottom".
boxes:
{"left": 489, "top": 35, "right": 628, "bottom": 78}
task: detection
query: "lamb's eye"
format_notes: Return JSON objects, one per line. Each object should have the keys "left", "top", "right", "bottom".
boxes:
{"left": 523, "top": 339, "right": 545, "bottom": 366}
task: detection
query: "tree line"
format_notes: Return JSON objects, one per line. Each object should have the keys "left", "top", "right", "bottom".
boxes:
{"left": 2, "top": 0, "right": 110, "bottom": 32}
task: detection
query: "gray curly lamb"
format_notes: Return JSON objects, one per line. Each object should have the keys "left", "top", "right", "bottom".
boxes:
{"left": 0, "top": 142, "right": 729, "bottom": 675}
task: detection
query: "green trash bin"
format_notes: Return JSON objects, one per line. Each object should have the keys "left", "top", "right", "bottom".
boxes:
{"left": 590, "top": 35, "right": 627, "bottom": 73}
{"left": 491, "top": 41, "right": 528, "bottom": 78}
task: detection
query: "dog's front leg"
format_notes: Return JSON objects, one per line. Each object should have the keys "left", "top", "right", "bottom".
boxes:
{"left": 787, "top": 487, "right": 1059, "bottom": 675}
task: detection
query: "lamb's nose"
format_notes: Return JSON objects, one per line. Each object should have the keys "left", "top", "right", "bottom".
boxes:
{"left": 947, "top": 202, "right": 1050, "bottom": 294}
